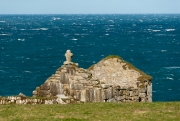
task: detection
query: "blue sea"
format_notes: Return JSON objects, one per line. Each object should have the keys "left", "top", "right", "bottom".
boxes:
{"left": 0, "top": 14, "right": 180, "bottom": 101}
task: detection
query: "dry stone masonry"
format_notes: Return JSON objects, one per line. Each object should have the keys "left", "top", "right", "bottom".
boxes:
{"left": 0, "top": 50, "right": 152, "bottom": 105}
{"left": 32, "top": 50, "right": 152, "bottom": 104}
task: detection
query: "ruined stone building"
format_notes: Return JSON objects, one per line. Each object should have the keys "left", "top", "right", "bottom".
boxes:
{"left": 32, "top": 50, "right": 152, "bottom": 103}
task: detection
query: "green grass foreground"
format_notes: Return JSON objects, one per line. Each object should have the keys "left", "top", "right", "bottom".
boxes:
{"left": 0, "top": 102, "right": 180, "bottom": 121}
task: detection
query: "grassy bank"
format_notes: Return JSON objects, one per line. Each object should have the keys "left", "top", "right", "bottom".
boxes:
{"left": 0, "top": 102, "right": 179, "bottom": 121}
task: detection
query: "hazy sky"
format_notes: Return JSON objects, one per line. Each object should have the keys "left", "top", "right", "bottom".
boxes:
{"left": 0, "top": 0, "right": 179, "bottom": 14}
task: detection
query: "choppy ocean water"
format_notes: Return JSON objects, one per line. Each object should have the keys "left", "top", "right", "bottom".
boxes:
{"left": 0, "top": 14, "right": 180, "bottom": 101}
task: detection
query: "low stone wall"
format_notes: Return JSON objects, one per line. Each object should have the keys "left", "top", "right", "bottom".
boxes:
{"left": 82, "top": 85, "right": 151, "bottom": 103}
{"left": 0, "top": 96, "right": 59, "bottom": 105}
{"left": 33, "top": 80, "right": 152, "bottom": 103}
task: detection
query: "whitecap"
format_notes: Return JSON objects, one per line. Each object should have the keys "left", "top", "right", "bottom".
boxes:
{"left": 30, "top": 28, "right": 40, "bottom": 30}
{"left": 72, "top": 38, "right": 78, "bottom": 41}
{"left": 165, "top": 29, "right": 175, "bottom": 32}
{"left": 52, "top": 17, "right": 61, "bottom": 20}
{"left": 170, "top": 74, "right": 174, "bottom": 76}
{"left": 168, "top": 89, "right": 172, "bottom": 90}
{"left": 108, "top": 20, "right": 114, "bottom": 22}
{"left": 18, "top": 39, "right": 25, "bottom": 41}
{"left": 166, "top": 77, "right": 174, "bottom": 80}
{"left": 152, "top": 30, "right": 161, "bottom": 32}
{"left": 139, "top": 19, "right": 143, "bottom": 22}
{"left": 40, "top": 28, "right": 48, "bottom": 30}
{"left": 156, "top": 34, "right": 166, "bottom": 36}
{"left": 0, "top": 21, "right": 5, "bottom": 22}
{"left": 105, "top": 34, "right": 109, "bottom": 36}
{"left": 161, "top": 50, "right": 167, "bottom": 52}
{"left": 0, "top": 34, "right": 9, "bottom": 36}
{"left": 164, "top": 67, "right": 180, "bottom": 69}
{"left": 75, "top": 34, "right": 80, "bottom": 35}
{"left": 24, "top": 71, "right": 32, "bottom": 73}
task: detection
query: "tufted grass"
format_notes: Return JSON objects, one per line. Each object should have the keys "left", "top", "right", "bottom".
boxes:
{"left": 0, "top": 102, "right": 180, "bottom": 121}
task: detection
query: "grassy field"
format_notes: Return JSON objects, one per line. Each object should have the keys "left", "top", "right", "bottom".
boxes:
{"left": 0, "top": 102, "right": 179, "bottom": 121}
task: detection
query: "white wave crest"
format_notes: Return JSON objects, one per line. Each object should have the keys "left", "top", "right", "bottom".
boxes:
{"left": 40, "top": 28, "right": 48, "bottom": 30}
{"left": 164, "top": 67, "right": 180, "bottom": 69}
{"left": 161, "top": 50, "right": 167, "bottom": 52}
{"left": 24, "top": 71, "right": 32, "bottom": 73}
{"left": 18, "top": 39, "right": 25, "bottom": 41}
{"left": 166, "top": 77, "right": 174, "bottom": 80}
{"left": 52, "top": 17, "right": 61, "bottom": 20}
{"left": 72, "top": 38, "right": 78, "bottom": 40}
{"left": 30, "top": 28, "right": 48, "bottom": 31}
{"left": 152, "top": 30, "right": 161, "bottom": 32}
{"left": 0, "top": 34, "right": 10, "bottom": 36}
{"left": 165, "top": 29, "right": 175, "bottom": 32}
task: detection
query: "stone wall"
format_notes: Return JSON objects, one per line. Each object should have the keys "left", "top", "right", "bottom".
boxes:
{"left": 0, "top": 96, "right": 69, "bottom": 105}
{"left": 32, "top": 55, "right": 152, "bottom": 103}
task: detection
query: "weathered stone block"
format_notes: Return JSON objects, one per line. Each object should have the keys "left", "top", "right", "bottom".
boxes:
{"left": 33, "top": 91, "right": 37, "bottom": 95}
{"left": 85, "top": 89, "right": 90, "bottom": 102}
{"left": 107, "top": 87, "right": 113, "bottom": 99}
{"left": 147, "top": 83, "right": 152, "bottom": 96}
{"left": 140, "top": 88, "right": 147, "bottom": 93}
{"left": 122, "top": 90, "right": 127, "bottom": 95}
{"left": 38, "top": 90, "right": 50, "bottom": 97}
{"left": 140, "top": 97, "right": 147, "bottom": 102}
{"left": 89, "top": 88, "right": 94, "bottom": 102}
{"left": 126, "top": 91, "right": 130, "bottom": 96}
{"left": 80, "top": 89, "right": 87, "bottom": 102}
{"left": 50, "top": 82, "right": 64, "bottom": 96}
{"left": 93, "top": 88, "right": 102, "bottom": 102}
{"left": 72, "top": 83, "right": 84, "bottom": 90}
{"left": 101, "top": 84, "right": 110, "bottom": 89}
{"left": 60, "top": 72, "right": 69, "bottom": 84}
{"left": 134, "top": 89, "right": 139, "bottom": 96}
{"left": 139, "top": 93, "right": 146, "bottom": 98}
{"left": 130, "top": 91, "right": 134, "bottom": 97}
{"left": 117, "top": 95, "right": 125, "bottom": 101}
{"left": 119, "top": 90, "right": 124, "bottom": 96}
{"left": 40, "top": 83, "right": 50, "bottom": 90}
{"left": 80, "top": 73, "right": 89, "bottom": 79}
{"left": 75, "top": 91, "right": 81, "bottom": 100}
{"left": 147, "top": 96, "right": 152, "bottom": 102}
